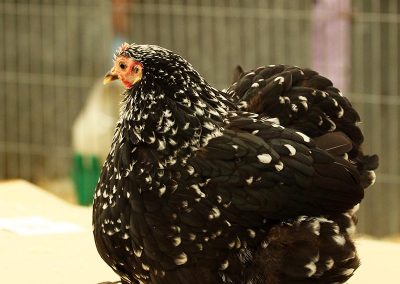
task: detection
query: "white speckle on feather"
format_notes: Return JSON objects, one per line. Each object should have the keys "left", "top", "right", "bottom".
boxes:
{"left": 181, "top": 200, "right": 188, "bottom": 208}
{"left": 174, "top": 252, "right": 188, "bottom": 265}
{"left": 296, "top": 131, "right": 311, "bottom": 142}
{"left": 158, "top": 139, "right": 166, "bottom": 151}
{"left": 274, "top": 76, "right": 285, "bottom": 84}
{"left": 134, "top": 247, "right": 142, "bottom": 257}
{"left": 235, "top": 237, "right": 242, "bottom": 248}
{"left": 275, "top": 162, "right": 284, "bottom": 171}
{"left": 195, "top": 106, "right": 204, "bottom": 116}
{"left": 325, "top": 258, "right": 334, "bottom": 270}
{"left": 158, "top": 185, "right": 166, "bottom": 197}
{"left": 163, "top": 109, "right": 172, "bottom": 117}
{"left": 223, "top": 202, "right": 231, "bottom": 208}
{"left": 332, "top": 223, "right": 340, "bottom": 234}
{"left": 171, "top": 225, "right": 181, "bottom": 233}
{"left": 232, "top": 144, "right": 238, "bottom": 150}
{"left": 251, "top": 82, "right": 259, "bottom": 88}
{"left": 340, "top": 268, "right": 355, "bottom": 276}
{"left": 246, "top": 176, "right": 254, "bottom": 185}
{"left": 238, "top": 101, "right": 248, "bottom": 109}
{"left": 264, "top": 117, "right": 280, "bottom": 124}
{"left": 208, "top": 207, "right": 221, "bottom": 219}
{"left": 155, "top": 269, "right": 166, "bottom": 277}
{"left": 145, "top": 175, "right": 152, "bottom": 184}
{"left": 247, "top": 229, "right": 256, "bottom": 238}
{"left": 318, "top": 116, "right": 323, "bottom": 126}
{"left": 252, "top": 130, "right": 259, "bottom": 135}
{"left": 257, "top": 153, "right": 272, "bottom": 164}
{"left": 141, "top": 263, "right": 150, "bottom": 271}
{"left": 191, "top": 184, "right": 206, "bottom": 198}
{"left": 284, "top": 144, "right": 296, "bottom": 156}
{"left": 203, "top": 121, "right": 215, "bottom": 130}
{"left": 349, "top": 203, "right": 360, "bottom": 214}
{"left": 219, "top": 260, "right": 229, "bottom": 270}
{"left": 188, "top": 233, "right": 196, "bottom": 241}
{"left": 332, "top": 235, "right": 346, "bottom": 246}
{"left": 168, "top": 138, "right": 177, "bottom": 145}
{"left": 307, "top": 220, "right": 321, "bottom": 236}
{"left": 337, "top": 106, "right": 344, "bottom": 118}
{"left": 122, "top": 233, "right": 130, "bottom": 239}
{"left": 304, "top": 261, "right": 317, "bottom": 277}
{"left": 326, "top": 116, "right": 337, "bottom": 131}
{"left": 187, "top": 165, "right": 195, "bottom": 175}
{"left": 172, "top": 236, "right": 181, "bottom": 246}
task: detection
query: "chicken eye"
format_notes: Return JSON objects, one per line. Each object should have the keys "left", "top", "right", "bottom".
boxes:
{"left": 119, "top": 63, "right": 126, "bottom": 70}
{"left": 133, "top": 65, "right": 140, "bottom": 73}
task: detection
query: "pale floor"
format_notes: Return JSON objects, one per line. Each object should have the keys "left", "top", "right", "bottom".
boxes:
{"left": 1, "top": 180, "right": 399, "bottom": 284}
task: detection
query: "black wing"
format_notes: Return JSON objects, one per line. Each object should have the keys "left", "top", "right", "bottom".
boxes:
{"left": 187, "top": 114, "right": 363, "bottom": 221}
{"left": 225, "top": 65, "right": 378, "bottom": 188}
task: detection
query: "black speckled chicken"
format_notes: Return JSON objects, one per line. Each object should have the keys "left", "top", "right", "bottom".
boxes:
{"left": 93, "top": 43, "right": 377, "bottom": 284}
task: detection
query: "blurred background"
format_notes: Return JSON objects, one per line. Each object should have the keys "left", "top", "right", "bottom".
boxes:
{"left": 0, "top": 0, "right": 398, "bottom": 237}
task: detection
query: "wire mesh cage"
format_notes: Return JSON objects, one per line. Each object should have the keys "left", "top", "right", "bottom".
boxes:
{"left": 0, "top": 0, "right": 398, "bottom": 236}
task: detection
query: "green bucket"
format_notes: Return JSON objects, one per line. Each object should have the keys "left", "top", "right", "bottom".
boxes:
{"left": 71, "top": 153, "right": 101, "bottom": 206}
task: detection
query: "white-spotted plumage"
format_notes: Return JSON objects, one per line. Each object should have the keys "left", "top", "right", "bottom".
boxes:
{"left": 174, "top": 252, "right": 188, "bottom": 265}
{"left": 246, "top": 176, "right": 254, "bottom": 185}
{"left": 284, "top": 144, "right": 296, "bottom": 156}
{"left": 295, "top": 131, "right": 311, "bottom": 142}
{"left": 93, "top": 45, "right": 369, "bottom": 284}
{"left": 274, "top": 76, "right": 285, "bottom": 85}
{"left": 257, "top": 153, "right": 272, "bottom": 164}
{"left": 208, "top": 207, "right": 221, "bottom": 220}
{"left": 275, "top": 162, "right": 284, "bottom": 171}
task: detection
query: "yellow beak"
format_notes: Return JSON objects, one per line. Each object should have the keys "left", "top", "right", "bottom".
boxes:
{"left": 103, "top": 68, "right": 119, "bottom": 85}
